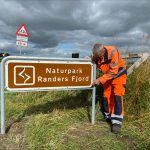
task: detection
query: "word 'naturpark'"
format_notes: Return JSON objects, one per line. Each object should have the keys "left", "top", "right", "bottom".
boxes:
{"left": 45, "top": 67, "right": 83, "bottom": 74}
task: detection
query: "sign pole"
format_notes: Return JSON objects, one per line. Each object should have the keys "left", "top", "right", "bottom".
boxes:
{"left": 92, "top": 63, "right": 96, "bottom": 124}
{"left": 1, "top": 60, "right": 5, "bottom": 134}
{"left": 20, "top": 46, "right": 22, "bottom": 56}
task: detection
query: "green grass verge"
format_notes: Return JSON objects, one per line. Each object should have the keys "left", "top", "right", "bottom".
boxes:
{"left": 1, "top": 60, "right": 150, "bottom": 150}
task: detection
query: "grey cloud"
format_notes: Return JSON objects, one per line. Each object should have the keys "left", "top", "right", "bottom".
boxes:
{"left": 0, "top": 0, "right": 150, "bottom": 57}
{"left": 29, "top": 30, "right": 59, "bottom": 48}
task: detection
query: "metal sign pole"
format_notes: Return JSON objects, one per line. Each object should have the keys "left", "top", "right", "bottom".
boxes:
{"left": 20, "top": 46, "right": 22, "bottom": 56}
{"left": 1, "top": 60, "right": 5, "bottom": 134}
{"left": 92, "top": 63, "right": 96, "bottom": 124}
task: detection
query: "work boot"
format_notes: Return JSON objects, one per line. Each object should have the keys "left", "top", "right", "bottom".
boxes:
{"left": 101, "top": 112, "right": 111, "bottom": 123}
{"left": 100, "top": 117, "right": 111, "bottom": 123}
{"left": 111, "top": 123, "right": 121, "bottom": 134}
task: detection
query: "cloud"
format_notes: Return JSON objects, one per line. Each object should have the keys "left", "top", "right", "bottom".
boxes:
{"left": 0, "top": 0, "right": 150, "bottom": 57}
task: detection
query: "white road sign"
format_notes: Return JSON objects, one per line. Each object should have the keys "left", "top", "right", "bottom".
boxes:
{"left": 16, "top": 36, "right": 28, "bottom": 42}
{"left": 16, "top": 41, "right": 28, "bottom": 47}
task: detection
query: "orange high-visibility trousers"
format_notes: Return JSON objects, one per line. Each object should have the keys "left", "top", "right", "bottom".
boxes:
{"left": 101, "top": 74, "right": 127, "bottom": 125}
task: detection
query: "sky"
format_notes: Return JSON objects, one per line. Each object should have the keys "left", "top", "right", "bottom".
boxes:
{"left": 0, "top": 0, "right": 150, "bottom": 58}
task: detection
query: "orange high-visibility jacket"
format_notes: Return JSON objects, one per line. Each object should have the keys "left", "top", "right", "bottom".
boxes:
{"left": 97, "top": 46, "right": 126, "bottom": 84}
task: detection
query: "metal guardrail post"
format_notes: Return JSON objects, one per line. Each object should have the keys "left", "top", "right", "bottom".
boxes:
{"left": 127, "top": 53, "right": 149, "bottom": 76}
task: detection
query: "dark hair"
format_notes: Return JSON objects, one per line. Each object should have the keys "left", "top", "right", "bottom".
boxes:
{"left": 92, "top": 44, "right": 104, "bottom": 55}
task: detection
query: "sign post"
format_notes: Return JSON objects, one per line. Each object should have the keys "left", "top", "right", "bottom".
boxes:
{"left": 16, "top": 24, "right": 29, "bottom": 55}
{"left": 1, "top": 56, "right": 96, "bottom": 134}
{"left": 92, "top": 64, "right": 96, "bottom": 124}
{"left": 1, "top": 58, "right": 5, "bottom": 134}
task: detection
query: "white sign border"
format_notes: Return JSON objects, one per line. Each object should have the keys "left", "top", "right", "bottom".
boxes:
{"left": 5, "top": 59, "right": 93, "bottom": 91}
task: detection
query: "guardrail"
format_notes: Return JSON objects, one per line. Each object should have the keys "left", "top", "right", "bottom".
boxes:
{"left": 126, "top": 53, "right": 150, "bottom": 75}
{"left": 122, "top": 53, "right": 150, "bottom": 59}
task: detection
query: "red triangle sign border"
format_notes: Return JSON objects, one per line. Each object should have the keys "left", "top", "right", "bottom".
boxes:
{"left": 16, "top": 24, "right": 29, "bottom": 37}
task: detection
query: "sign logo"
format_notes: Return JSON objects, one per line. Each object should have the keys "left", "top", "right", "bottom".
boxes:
{"left": 14, "top": 66, "right": 35, "bottom": 86}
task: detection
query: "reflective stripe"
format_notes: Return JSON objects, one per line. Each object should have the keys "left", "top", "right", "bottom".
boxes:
{"left": 110, "top": 48, "right": 118, "bottom": 60}
{"left": 104, "top": 112, "right": 110, "bottom": 116}
{"left": 111, "top": 120, "right": 122, "bottom": 125}
{"left": 110, "top": 62, "right": 119, "bottom": 68}
{"left": 106, "top": 72, "right": 116, "bottom": 77}
{"left": 111, "top": 117, "right": 123, "bottom": 122}
{"left": 110, "top": 47, "right": 120, "bottom": 67}
{"left": 111, "top": 114, "right": 123, "bottom": 119}
{"left": 104, "top": 113, "right": 111, "bottom": 119}
{"left": 103, "top": 66, "right": 126, "bottom": 78}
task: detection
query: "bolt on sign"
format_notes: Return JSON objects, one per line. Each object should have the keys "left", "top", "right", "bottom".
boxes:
{"left": 5, "top": 60, "right": 93, "bottom": 91}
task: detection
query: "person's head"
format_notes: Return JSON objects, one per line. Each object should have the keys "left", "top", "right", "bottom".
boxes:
{"left": 92, "top": 44, "right": 105, "bottom": 61}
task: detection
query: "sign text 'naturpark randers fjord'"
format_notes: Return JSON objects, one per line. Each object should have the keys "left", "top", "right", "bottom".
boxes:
{"left": 5, "top": 60, "right": 93, "bottom": 91}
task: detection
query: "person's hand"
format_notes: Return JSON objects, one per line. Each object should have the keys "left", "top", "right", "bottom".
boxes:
{"left": 92, "top": 79, "right": 101, "bottom": 86}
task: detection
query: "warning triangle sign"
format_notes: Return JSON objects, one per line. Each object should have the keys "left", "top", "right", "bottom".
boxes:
{"left": 16, "top": 24, "right": 29, "bottom": 37}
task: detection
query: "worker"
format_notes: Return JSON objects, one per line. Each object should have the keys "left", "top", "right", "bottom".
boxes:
{"left": 92, "top": 44, "right": 127, "bottom": 134}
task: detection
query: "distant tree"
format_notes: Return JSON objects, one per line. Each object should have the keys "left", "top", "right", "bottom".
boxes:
{"left": 0, "top": 52, "right": 10, "bottom": 57}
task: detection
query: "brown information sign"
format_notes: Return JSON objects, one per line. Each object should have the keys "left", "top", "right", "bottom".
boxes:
{"left": 5, "top": 60, "right": 93, "bottom": 91}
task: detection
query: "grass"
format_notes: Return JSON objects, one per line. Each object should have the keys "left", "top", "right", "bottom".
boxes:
{"left": 125, "top": 60, "right": 150, "bottom": 118}
{"left": 0, "top": 60, "right": 150, "bottom": 150}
